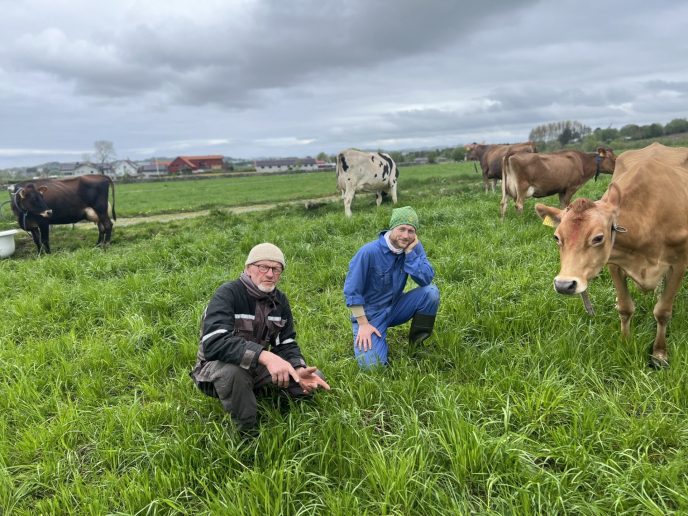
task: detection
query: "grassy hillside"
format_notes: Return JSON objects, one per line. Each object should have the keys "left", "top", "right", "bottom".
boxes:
{"left": 1, "top": 168, "right": 687, "bottom": 513}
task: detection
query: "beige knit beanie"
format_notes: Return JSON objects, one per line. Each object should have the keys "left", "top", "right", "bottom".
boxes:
{"left": 245, "top": 243, "right": 286, "bottom": 269}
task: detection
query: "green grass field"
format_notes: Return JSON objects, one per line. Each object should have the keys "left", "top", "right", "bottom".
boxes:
{"left": 1, "top": 164, "right": 687, "bottom": 513}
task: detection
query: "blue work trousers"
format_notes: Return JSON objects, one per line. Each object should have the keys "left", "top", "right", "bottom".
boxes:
{"left": 352, "top": 284, "right": 439, "bottom": 368}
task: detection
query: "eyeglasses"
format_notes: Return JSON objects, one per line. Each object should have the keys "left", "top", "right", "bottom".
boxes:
{"left": 252, "top": 264, "right": 283, "bottom": 275}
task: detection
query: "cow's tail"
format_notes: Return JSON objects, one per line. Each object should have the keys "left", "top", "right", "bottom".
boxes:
{"left": 107, "top": 176, "right": 117, "bottom": 221}
{"left": 500, "top": 153, "right": 513, "bottom": 219}
{"left": 335, "top": 153, "right": 343, "bottom": 192}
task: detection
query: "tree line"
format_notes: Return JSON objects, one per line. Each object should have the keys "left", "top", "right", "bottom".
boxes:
{"left": 529, "top": 118, "right": 688, "bottom": 150}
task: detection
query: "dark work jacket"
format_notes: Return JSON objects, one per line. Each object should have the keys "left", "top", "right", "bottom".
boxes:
{"left": 191, "top": 279, "right": 306, "bottom": 383}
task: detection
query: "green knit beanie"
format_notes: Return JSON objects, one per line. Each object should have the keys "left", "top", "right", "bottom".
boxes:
{"left": 389, "top": 206, "right": 419, "bottom": 230}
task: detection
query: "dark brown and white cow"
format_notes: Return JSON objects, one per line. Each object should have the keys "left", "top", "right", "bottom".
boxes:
{"left": 9, "top": 174, "right": 116, "bottom": 253}
{"left": 336, "top": 149, "right": 398, "bottom": 217}
{"left": 501, "top": 148, "right": 616, "bottom": 218}
{"left": 535, "top": 143, "right": 688, "bottom": 367}
{"left": 465, "top": 142, "right": 537, "bottom": 193}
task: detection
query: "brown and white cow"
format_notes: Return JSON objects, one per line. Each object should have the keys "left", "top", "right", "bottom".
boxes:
{"left": 9, "top": 174, "right": 116, "bottom": 253}
{"left": 535, "top": 143, "right": 688, "bottom": 367}
{"left": 465, "top": 141, "right": 537, "bottom": 193}
{"left": 336, "top": 149, "right": 398, "bottom": 217}
{"left": 501, "top": 147, "right": 616, "bottom": 219}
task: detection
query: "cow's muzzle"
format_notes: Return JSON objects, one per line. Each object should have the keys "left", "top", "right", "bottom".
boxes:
{"left": 40, "top": 209, "right": 53, "bottom": 218}
{"left": 554, "top": 278, "right": 578, "bottom": 295}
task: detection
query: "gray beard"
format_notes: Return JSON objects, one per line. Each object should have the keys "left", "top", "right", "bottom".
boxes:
{"left": 257, "top": 284, "right": 275, "bottom": 293}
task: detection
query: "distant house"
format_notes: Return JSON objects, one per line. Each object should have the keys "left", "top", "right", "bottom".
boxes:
{"left": 138, "top": 161, "right": 170, "bottom": 178}
{"left": 254, "top": 157, "right": 318, "bottom": 173}
{"left": 168, "top": 155, "right": 224, "bottom": 174}
{"left": 316, "top": 159, "right": 336, "bottom": 171}
{"left": 57, "top": 162, "right": 101, "bottom": 177}
{"left": 112, "top": 159, "right": 139, "bottom": 178}
{"left": 413, "top": 157, "right": 429, "bottom": 165}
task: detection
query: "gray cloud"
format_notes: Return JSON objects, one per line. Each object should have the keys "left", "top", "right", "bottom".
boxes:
{"left": 0, "top": 0, "right": 687, "bottom": 167}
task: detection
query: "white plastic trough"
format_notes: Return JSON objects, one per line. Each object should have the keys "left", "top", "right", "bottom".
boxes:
{"left": 0, "top": 229, "right": 19, "bottom": 258}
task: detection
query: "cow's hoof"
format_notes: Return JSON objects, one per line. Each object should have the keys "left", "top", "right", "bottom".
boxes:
{"left": 649, "top": 354, "right": 669, "bottom": 369}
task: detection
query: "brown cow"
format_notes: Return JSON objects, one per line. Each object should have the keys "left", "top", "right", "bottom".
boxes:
{"left": 501, "top": 148, "right": 616, "bottom": 219}
{"left": 535, "top": 143, "right": 688, "bottom": 367}
{"left": 9, "top": 174, "right": 116, "bottom": 253}
{"left": 465, "top": 141, "right": 537, "bottom": 193}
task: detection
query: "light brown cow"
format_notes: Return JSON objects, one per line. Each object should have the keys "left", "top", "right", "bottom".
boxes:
{"left": 501, "top": 148, "right": 616, "bottom": 219}
{"left": 611, "top": 141, "right": 688, "bottom": 178}
{"left": 465, "top": 141, "right": 537, "bottom": 193}
{"left": 535, "top": 143, "right": 688, "bottom": 367}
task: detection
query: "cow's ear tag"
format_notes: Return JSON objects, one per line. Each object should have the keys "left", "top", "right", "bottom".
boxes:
{"left": 542, "top": 215, "right": 556, "bottom": 228}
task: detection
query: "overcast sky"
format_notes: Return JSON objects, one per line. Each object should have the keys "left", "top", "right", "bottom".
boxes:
{"left": 1, "top": 0, "right": 686, "bottom": 168}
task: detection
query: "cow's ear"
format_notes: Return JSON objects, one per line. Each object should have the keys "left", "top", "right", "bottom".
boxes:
{"left": 38, "top": 186, "right": 48, "bottom": 194}
{"left": 535, "top": 203, "right": 563, "bottom": 228}
{"left": 603, "top": 182, "right": 622, "bottom": 211}
{"left": 597, "top": 147, "right": 606, "bottom": 157}
{"left": 19, "top": 189, "right": 26, "bottom": 199}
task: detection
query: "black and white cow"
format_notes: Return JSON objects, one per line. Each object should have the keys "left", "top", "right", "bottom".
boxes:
{"left": 336, "top": 149, "right": 399, "bottom": 217}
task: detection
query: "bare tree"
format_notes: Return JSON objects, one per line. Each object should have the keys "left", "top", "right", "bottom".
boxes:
{"left": 93, "top": 140, "right": 116, "bottom": 173}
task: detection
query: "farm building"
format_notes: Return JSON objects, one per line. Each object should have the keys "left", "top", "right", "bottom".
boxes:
{"left": 167, "top": 155, "right": 224, "bottom": 174}
{"left": 254, "top": 157, "right": 318, "bottom": 173}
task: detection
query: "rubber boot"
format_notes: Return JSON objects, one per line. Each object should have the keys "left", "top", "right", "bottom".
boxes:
{"left": 408, "top": 313, "right": 436, "bottom": 351}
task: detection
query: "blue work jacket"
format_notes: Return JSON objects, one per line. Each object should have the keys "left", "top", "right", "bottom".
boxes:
{"left": 344, "top": 231, "right": 435, "bottom": 315}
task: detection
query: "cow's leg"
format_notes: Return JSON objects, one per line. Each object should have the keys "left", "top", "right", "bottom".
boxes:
{"left": 375, "top": 192, "right": 382, "bottom": 208}
{"left": 343, "top": 188, "right": 355, "bottom": 217}
{"left": 96, "top": 222, "right": 106, "bottom": 246}
{"left": 608, "top": 264, "right": 634, "bottom": 338}
{"left": 37, "top": 222, "right": 50, "bottom": 254}
{"left": 99, "top": 216, "right": 114, "bottom": 247}
{"left": 29, "top": 227, "right": 43, "bottom": 253}
{"left": 96, "top": 220, "right": 113, "bottom": 247}
{"left": 390, "top": 184, "right": 398, "bottom": 204}
{"left": 514, "top": 186, "right": 526, "bottom": 214}
{"left": 559, "top": 189, "right": 574, "bottom": 209}
{"left": 103, "top": 217, "right": 114, "bottom": 245}
{"left": 649, "top": 265, "right": 687, "bottom": 367}
{"left": 499, "top": 192, "right": 509, "bottom": 219}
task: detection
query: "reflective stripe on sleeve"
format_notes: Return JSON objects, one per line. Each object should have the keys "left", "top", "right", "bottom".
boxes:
{"left": 240, "top": 349, "right": 256, "bottom": 369}
{"left": 201, "top": 328, "right": 228, "bottom": 344}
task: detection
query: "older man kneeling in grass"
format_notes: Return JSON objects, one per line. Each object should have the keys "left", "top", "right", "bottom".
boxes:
{"left": 191, "top": 243, "right": 330, "bottom": 433}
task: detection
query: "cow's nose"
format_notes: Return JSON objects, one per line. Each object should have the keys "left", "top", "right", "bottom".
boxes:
{"left": 43, "top": 209, "right": 53, "bottom": 218}
{"left": 554, "top": 278, "right": 577, "bottom": 295}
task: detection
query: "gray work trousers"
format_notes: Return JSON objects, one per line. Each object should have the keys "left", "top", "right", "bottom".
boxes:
{"left": 195, "top": 361, "right": 311, "bottom": 430}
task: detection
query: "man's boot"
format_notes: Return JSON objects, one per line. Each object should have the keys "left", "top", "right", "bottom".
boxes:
{"left": 408, "top": 313, "right": 436, "bottom": 351}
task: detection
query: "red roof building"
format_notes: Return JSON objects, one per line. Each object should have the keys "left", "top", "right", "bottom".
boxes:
{"left": 168, "top": 155, "right": 224, "bottom": 174}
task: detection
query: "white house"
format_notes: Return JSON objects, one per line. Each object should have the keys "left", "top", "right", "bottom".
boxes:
{"left": 112, "top": 160, "right": 139, "bottom": 178}
{"left": 58, "top": 162, "right": 101, "bottom": 177}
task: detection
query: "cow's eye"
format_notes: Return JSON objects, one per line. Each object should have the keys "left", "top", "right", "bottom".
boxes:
{"left": 553, "top": 234, "right": 561, "bottom": 246}
{"left": 591, "top": 234, "right": 604, "bottom": 246}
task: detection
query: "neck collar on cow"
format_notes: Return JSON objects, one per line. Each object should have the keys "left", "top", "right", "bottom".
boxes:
{"left": 11, "top": 188, "right": 29, "bottom": 230}
{"left": 594, "top": 155, "right": 602, "bottom": 181}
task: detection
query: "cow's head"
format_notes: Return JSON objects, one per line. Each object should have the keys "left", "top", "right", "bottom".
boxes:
{"left": 464, "top": 143, "right": 482, "bottom": 161}
{"left": 535, "top": 184, "right": 625, "bottom": 297}
{"left": 15, "top": 184, "right": 53, "bottom": 218}
{"left": 595, "top": 147, "right": 617, "bottom": 179}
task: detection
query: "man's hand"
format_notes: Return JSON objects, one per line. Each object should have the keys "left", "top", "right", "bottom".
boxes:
{"left": 405, "top": 235, "right": 419, "bottom": 254}
{"left": 258, "top": 351, "right": 300, "bottom": 388}
{"left": 296, "top": 366, "right": 331, "bottom": 394}
{"left": 356, "top": 321, "right": 381, "bottom": 352}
